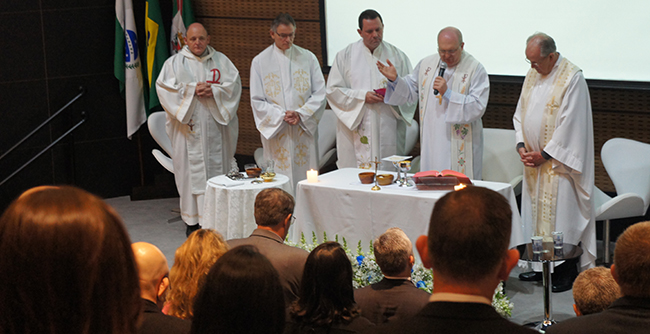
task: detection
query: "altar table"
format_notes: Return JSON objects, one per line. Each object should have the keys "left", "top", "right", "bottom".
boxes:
{"left": 290, "top": 168, "right": 524, "bottom": 252}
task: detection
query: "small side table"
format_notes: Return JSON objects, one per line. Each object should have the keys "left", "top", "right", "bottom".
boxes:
{"left": 515, "top": 242, "right": 583, "bottom": 332}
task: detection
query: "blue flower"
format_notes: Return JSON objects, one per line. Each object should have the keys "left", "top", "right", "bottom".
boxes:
{"left": 356, "top": 255, "right": 364, "bottom": 266}
{"left": 416, "top": 280, "right": 426, "bottom": 289}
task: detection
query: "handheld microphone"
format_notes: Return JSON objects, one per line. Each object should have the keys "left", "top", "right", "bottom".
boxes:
{"left": 433, "top": 62, "right": 447, "bottom": 95}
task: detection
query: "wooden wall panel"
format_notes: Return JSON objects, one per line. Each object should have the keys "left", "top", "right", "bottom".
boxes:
{"left": 195, "top": 0, "right": 320, "bottom": 21}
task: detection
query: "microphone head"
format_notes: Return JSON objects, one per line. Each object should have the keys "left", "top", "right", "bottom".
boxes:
{"left": 440, "top": 61, "right": 448, "bottom": 69}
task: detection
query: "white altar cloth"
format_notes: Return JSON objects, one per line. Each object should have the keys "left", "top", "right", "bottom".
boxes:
{"left": 290, "top": 168, "right": 523, "bottom": 252}
{"left": 203, "top": 173, "right": 292, "bottom": 239}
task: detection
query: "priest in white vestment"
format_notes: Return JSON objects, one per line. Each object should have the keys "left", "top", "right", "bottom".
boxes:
{"left": 326, "top": 10, "right": 416, "bottom": 170}
{"left": 513, "top": 33, "right": 596, "bottom": 289}
{"left": 250, "top": 13, "right": 326, "bottom": 191}
{"left": 156, "top": 23, "right": 241, "bottom": 235}
{"left": 379, "top": 27, "right": 488, "bottom": 179}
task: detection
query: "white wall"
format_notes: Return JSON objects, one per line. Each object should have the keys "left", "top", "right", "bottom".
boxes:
{"left": 325, "top": 0, "right": 650, "bottom": 82}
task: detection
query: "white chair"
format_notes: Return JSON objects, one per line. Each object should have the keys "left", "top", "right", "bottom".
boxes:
{"left": 254, "top": 109, "right": 338, "bottom": 171}
{"left": 482, "top": 128, "right": 523, "bottom": 195}
{"left": 148, "top": 111, "right": 174, "bottom": 174}
{"left": 595, "top": 138, "right": 650, "bottom": 265}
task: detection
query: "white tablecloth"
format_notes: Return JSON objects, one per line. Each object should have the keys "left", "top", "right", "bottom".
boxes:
{"left": 290, "top": 168, "right": 524, "bottom": 252}
{"left": 203, "top": 173, "right": 292, "bottom": 239}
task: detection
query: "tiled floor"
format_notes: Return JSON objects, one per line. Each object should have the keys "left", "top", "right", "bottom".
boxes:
{"left": 107, "top": 195, "right": 594, "bottom": 328}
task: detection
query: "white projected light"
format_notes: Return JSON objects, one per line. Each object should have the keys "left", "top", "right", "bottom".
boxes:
{"left": 325, "top": 0, "right": 650, "bottom": 82}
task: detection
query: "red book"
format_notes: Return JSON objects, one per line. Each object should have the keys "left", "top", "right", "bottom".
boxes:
{"left": 413, "top": 170, "right": 472, "bottom": 185}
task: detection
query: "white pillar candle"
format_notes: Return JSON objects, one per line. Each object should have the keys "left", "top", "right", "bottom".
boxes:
{"left": 307, "top": 169, "right": 318, "bottom": 183}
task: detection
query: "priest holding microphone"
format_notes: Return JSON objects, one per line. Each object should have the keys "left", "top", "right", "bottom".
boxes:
{"left": 378, "top": 27, "right": 489, "bottom": 180}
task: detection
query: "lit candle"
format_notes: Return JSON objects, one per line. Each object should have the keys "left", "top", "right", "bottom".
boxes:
{"left": 454, "top": 183, "right": 467, "bottom": 191}
{"left": 307, "top": 169, "right": 318, "bottom": 183}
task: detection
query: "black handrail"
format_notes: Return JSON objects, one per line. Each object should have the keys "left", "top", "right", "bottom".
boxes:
{"left": 0, "top": 87, "right": 86, "bottom": 187}
{"left": 0, "top": 87, "right": 85, "bottom": 162}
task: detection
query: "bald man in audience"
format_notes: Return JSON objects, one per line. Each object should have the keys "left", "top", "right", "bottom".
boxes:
{"left": 132, "top": 242, "right": 191, "bottom": 334}
{"left": 547, "top": 221, "right": 650, "bottom": 333}
{"left": 355, "top": 227, "right": 430, "bottom": 324}
{"left": 572, "top": 267, "right": 621, "bottom": 316}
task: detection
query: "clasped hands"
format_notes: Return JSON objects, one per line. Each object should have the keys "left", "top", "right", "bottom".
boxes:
{"left": 284, "top": 110, "right": 300, "bottom": 125}
{"left": 376, "top": 59, "right": 448, "bottom": 96}
{"left": 518, "top": 147, "right": 547, "bottom": 167}
{"left": 195, "top": 82, "right": 214, "bottom": 98}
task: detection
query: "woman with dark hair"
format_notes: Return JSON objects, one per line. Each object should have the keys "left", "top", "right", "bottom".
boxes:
{"left": 286, "top": 241, "right": 374, "bottom": 333}
{"left": 191, "top": 245, "right": 285, "bottom": 334}
{"left": 165, "top": 229, "right": 229, "bottom": 319}
{"left": 0, "top": 186, "right": 141, "bottom": 334}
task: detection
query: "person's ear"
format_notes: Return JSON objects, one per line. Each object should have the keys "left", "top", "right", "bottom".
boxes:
{"left": 409, "top": 254, "right": 415, "bottom": 267}
{"left": 497, "top": 249, "right": 520, "bottom": 281}
{"left": 573, "top": 304, "right": 582, "bottom": 317}
{"left": 270, "top": 29, "right": 275, "bottom": 39}
{"left": 206, "top": 35, "right": 211, "bottom": 46}
{"left": 610, "top": 264, "right": 619, "bottom": 285}
{"left": 416, "top": 235, "right": 433, "bottom": 269}
{"left": 357, "top": 28, "right": 362, "bottom": 37}
{"left": 158, "top": 276, "right": 170, "bottom": 297}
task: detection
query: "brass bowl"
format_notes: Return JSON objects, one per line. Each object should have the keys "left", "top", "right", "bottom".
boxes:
{"left": 358, "top": 172, "right": 375, "bottom": 184}
{"left": 261, "top": 172, "right": 275, "bottom": 182}
{"left": 376, "top": 174, "right": 394, "bottom": 186}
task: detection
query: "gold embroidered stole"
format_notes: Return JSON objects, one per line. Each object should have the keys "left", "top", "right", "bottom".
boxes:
{"left": 418, "top": 51, "right": 479, "bottom": 176}
{"left": 520, "top": 57, "right": 580, "bottom": 238}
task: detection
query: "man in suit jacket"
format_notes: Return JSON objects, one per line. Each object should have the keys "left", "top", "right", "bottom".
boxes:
{"left": 355, "top": 227, "right": 430, "bottom": 324}
{"left": 546, "top": 221, "right": 650, "bottom": 333}
{"left": 132, "top": 242, "right": 190, "bottom": 334}
{"left": 228, "top": 188, "right": 309, "bottom": 307}
{"left": 363, "top": 186, "right": 536, "bottom": 334}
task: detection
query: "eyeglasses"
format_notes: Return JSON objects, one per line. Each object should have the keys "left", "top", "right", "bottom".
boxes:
{"left": 525, "top": 54, "right": 550, "bottom": 67}
{"left": 291, "top": 214, "right": 297, "bottom": 222}
{"left": 438, "top": 46, "right": 460, "bottom": 56}
{"left": 275, "top": 32, "right": 295, "bottom": 39}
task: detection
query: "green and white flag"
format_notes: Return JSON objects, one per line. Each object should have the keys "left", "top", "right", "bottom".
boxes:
{"left": 114, "top": 0, "right": 146, "bottom": 139}
{"left": 145, "top": 0, "right": 169, "bottom": 112}
{"left": 170, "top": 0, "right": 196, "bottom": 54}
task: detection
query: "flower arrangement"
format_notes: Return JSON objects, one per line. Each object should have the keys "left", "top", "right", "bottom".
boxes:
{"left": 286, "top": 232, "right": 514, "bottom": 318}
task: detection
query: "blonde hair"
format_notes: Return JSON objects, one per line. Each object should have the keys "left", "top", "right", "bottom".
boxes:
{"left": 573, "top": 267, "right": 621, "bottom": 315}
{"left": 166, "top": 229, "right": 229, "bottom": 319}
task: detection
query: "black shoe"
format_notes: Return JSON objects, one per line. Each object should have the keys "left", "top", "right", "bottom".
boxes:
{"left": 186, "top": 223, "right": 201, "bottom": 237}
{"left": 519, "top": 271, "right": 543, "bottom": 281}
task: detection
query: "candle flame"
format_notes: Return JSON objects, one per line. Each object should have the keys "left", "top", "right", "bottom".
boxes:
{"left": 454, "top": 183, "right": 467, "bottom": 191}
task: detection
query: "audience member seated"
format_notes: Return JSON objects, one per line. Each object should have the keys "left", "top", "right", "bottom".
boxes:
{"left": 132, "top": 242, "right": 191, "bottom": 334}
{"left": 228, "top": 188, "right": 309, "bottom": 306}
{"left": 0, "top": 185, "right": 141, "bottom": 334}
{"left": 286, "top": 241, "right": 374, "bottom": 333}
{"left": 571, "top": 266, "right": 621, "bottom": 316}
{"left": 363, "top": 186, "right": 536, "bottom": 334}
{"left": 165, "top": 229, "right": 229, "bottom": 319}
{"left": 354, "top": 227, "right": 430, "bottom": 324}
{"left": 191, "top": 245, "right": 285, "bottom": 334}
{"left": 547, "top": 221, "right": 650, "bottom": 333}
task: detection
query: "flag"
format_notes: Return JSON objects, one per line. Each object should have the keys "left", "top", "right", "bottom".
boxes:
{"left": 145, "top": 0, "right": 169, "bottom": 112}
{"left": 115, "top": 0, "right": 147, "bottom": 139}
{"left": 170, "top": 0, "right": 196, "bottom": 54}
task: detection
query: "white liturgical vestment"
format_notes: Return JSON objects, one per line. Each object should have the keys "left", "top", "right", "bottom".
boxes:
{"left": 327, "top": 40, "right": 417, "bottom": 170}
{"left": 156, "top": 45, "right": 241, "bottom": 226}
{"left": 250, "top": 44, "right": 326, "bottom": 191}
{"left": 513, "top": 55, "right": 596, "bottom": 269}
{"left": 385, "top": 51, "right": 489, "bottom": 179}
